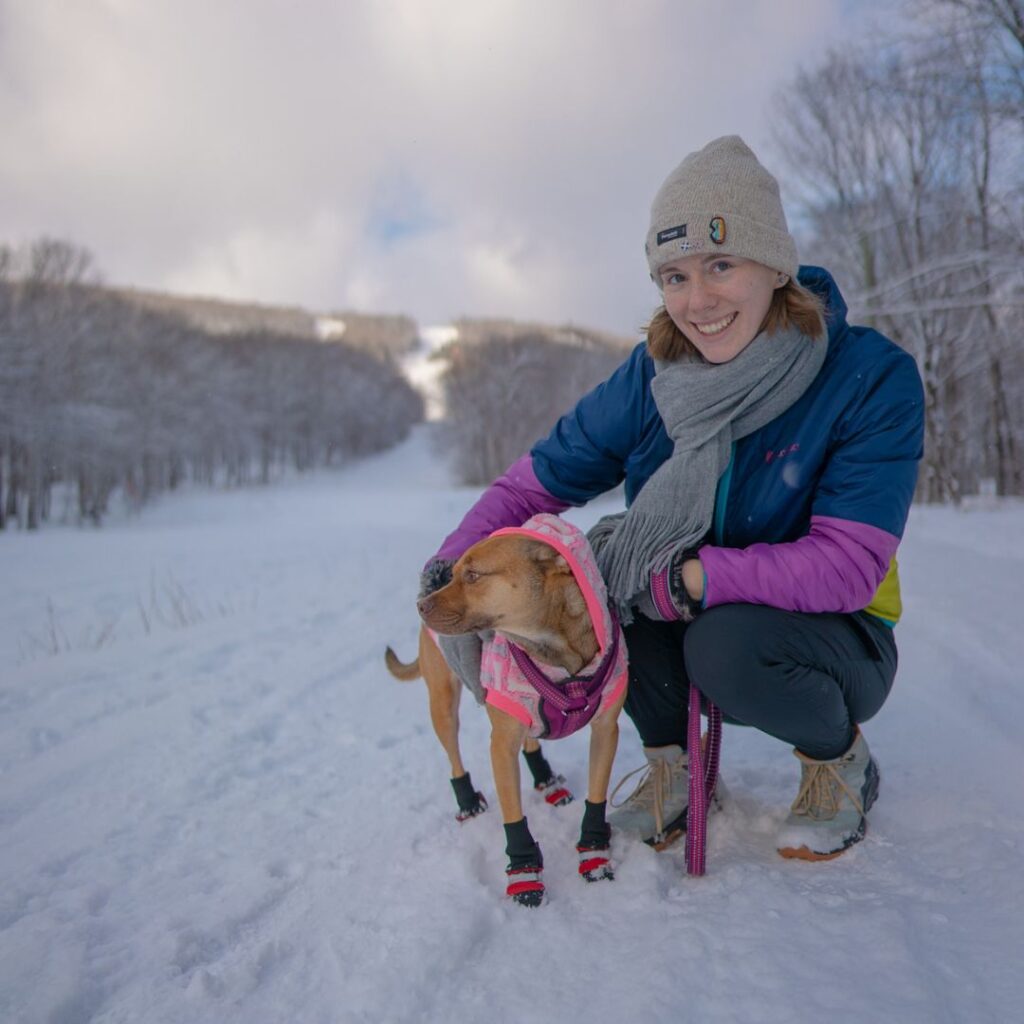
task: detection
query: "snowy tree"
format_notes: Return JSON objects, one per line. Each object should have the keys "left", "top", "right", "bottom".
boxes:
{"left": 773, "top": 6, "right": 1024, "bottom": 501}
{"left": 0, "top": 238, "right": 424, "bottom": 528}
{"left": 440, "top": 333, "right": 626, "bottom": 485}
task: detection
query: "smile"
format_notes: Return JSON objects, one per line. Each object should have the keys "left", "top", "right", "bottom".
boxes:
{"left": 693, "top": 312, "right": 738, "bottom": 336}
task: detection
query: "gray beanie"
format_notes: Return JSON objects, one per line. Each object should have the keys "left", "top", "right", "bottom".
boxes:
{"left": 645, "top": 135, "right": 798, "bottom": 285}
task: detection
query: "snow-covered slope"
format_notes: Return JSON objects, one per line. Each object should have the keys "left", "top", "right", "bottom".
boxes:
{"left": 2, "top": 426, "right": 1022, "bottom": 1024}
{"left": 399, "top": 325, "right": 458, "bottom": 421}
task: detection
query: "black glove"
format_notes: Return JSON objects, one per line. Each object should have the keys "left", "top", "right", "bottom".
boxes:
{"left": 419, "top": 558, "right": 453, "bottom": 598}
{"left": 667, "top": 547, "right": 704, "bottom": 623}
{"left": 635, "top": 547, "right": 704, "bottom": 623}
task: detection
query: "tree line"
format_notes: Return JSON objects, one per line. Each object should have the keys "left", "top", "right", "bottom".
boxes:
{"left": 0, "top": 239, "right": 423, "bottom": 529}
{"left": 438, "top": 329, "right": 629, "bottom": 486}
{"left": 772, "top": 0, "right": 1024, "bottom": 501}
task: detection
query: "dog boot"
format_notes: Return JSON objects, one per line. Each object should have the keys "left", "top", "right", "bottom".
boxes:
{"left": 523, "top": 746, "right": 574, "bottom": 807}
{"left": 504, "top": 817, "right": 545, "bottom": 907}
{"left": 576, "top": 800, "right": 614, "bottom": 882}
{"left": 535, "top": 774, "right": 573, "bottom": 807}
{"left": 777, "top": 728, "right": 880, "bottom": 861}
{"left": 451, "top": 772, "right": 488, "bottom": 822}
{"left": 608, "top": 744, "right": 689, "bottom": 849}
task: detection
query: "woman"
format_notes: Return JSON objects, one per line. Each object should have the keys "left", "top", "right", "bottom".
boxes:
{"left": 422, "top": 135, "right": 924, "bottom": 868}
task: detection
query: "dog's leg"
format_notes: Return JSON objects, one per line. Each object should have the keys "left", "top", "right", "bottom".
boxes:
{"left": 577, "top": 691, "right": 628, "bottom": 883}
{"left": 521, "top": 739, "right": 574, "bottom": 807}
{"left": 487, "top": 704, "right": 529, "bottom": 824}
{"left": 419, "top": 628, "right": 487, "bottom": 821}
{"left": 586, "top": 690, "right": 626, "bottom": 805}
{"left": 487, "top": 705, "right": 545, "bottom": 907}
{"left": 419, "top": 628, "right": 466, "bottom": 777}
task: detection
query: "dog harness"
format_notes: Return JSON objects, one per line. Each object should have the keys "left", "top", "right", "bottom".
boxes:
{"left": 481, "top": 514, "right": 628, "bottom": 740}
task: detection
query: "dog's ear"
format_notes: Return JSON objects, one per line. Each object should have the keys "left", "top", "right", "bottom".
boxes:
{"left": 524, "top": 539, "right": 572, "bottom": 576}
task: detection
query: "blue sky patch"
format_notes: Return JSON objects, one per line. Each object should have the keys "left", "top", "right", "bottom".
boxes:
{"left": 368, "top": 172, "right": 444, "bottom": 245}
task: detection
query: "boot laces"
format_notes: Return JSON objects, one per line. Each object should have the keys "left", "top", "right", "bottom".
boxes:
{"left": 791, "top": 756, "right": 865, "bottom": 822}
{"left": 609, "top": 755, "right": 686, "bottom": 837}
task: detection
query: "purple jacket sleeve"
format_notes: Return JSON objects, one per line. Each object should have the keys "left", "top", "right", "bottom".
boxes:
{"left": 699, "top": 514, "right": 899, "bottom": 613}
{"left": 431, "top": 455, "right": 570, "bottom": 565}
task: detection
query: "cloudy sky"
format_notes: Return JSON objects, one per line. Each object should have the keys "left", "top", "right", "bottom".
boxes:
{"left": 1, "top": 1, "right": 883, "bottom": 334}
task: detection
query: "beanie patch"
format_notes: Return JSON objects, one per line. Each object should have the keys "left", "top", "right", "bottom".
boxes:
{"left": 656, "top": 224, "right": 688, "bottom": 245}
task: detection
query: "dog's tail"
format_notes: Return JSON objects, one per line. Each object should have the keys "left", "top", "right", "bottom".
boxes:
{"left": 384, "top": 646, "right": 421, "bottom": 682}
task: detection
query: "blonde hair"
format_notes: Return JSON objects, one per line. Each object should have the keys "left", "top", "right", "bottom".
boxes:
{"left": 645, "top": 279, "right": 827, "bottom": 362}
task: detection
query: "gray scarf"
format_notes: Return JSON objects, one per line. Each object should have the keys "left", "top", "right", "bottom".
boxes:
{"left": 588, "top": 325, "right": 827, "bottom": 621}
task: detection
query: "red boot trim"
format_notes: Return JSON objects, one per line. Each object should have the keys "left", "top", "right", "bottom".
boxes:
{"left": 535, "top": 774, "right": 574, "bottom": 807}
{"left": 576, "top": 844, "right": 614, "bottom": 882}
{"left": 505, "top": 866, "right": 545, "bottom": 905}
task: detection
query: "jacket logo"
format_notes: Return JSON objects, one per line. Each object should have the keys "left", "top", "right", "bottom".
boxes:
{"left": 764, "top": 443, "right": 800, "bottom": 464}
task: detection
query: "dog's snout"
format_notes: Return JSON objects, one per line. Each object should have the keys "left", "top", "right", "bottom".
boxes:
{"left": 417, "top": 595, "right": 434, "bottom": 618}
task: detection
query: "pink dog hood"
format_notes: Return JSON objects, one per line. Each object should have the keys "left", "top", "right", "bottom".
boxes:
{"left": 481, "top": 513, "right": 628, "bottom": 740}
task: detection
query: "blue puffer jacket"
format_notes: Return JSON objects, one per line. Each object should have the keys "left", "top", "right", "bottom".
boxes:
{"left": 435, "top": 266, "right": 925, "bottom": 624}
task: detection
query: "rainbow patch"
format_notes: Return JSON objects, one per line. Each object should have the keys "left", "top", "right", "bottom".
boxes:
{"left": 709, "top": 216, "right": 727, "bottom": 245}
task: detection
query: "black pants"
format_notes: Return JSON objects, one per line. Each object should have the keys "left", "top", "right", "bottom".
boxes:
{"left": 622, "top": 604, "right": 897, "bottom": 761}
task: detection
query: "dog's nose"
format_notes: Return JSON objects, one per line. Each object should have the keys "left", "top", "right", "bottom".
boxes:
{"left": 417, "top": 595, "right": 434, "bottom": 617}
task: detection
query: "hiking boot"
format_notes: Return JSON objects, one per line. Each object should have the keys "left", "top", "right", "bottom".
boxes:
{"left": 608, "top": 745, "right": 689, "bottom": 849}
{"left": 777, "top": 728, "right": 880, "bottom": 861}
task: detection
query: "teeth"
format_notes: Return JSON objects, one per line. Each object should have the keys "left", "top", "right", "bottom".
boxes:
{"left": 694, "top": 313, "right": 736, "bottom": 336}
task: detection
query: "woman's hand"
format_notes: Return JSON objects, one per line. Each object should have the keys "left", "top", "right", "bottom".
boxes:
{"left": 679, "top": 558, "right": 705, "bottom": 603}
{"left": 667, "top": 552, "right": 705, "bottom": 622}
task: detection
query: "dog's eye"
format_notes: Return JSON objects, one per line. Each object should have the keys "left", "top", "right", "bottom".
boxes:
{"left": 464, "top": 569, "right": 480, "bottom": 583}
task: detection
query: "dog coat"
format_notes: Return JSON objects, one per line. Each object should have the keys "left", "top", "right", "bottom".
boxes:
{"left": 481, "top": 513, "right": 628, "bottom": 740}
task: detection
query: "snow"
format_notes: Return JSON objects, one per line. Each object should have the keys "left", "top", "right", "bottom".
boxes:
{"left": 2, "top": 424, "right": 1022, "bottom": 1024}
{"left": 315, "top": 318, "right": 347, "bottom": 341}
{"left": 401, "top": 326, "right": 459, "bottom": 422}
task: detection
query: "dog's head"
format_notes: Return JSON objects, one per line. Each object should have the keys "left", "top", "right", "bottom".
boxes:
{"left": 417, "top": 533, "right": 584, "bottom": 639}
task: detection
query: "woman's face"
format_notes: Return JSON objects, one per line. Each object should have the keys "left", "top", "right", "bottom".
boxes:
{"left": 657, "top": 254, "right": 783, "bottom": 363}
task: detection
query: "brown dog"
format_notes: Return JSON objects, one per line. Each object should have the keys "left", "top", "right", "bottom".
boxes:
{"left": 385, "top": 529, "right": 627, "bottom": 905}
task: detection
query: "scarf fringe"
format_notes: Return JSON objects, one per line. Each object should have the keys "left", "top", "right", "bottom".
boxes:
{"left": 590, "top": 497, "right": 712, "bottom": 615}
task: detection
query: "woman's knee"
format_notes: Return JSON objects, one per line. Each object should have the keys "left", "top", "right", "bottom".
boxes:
{"left": 683, "top": 605, "right": 777, "bottom": 705}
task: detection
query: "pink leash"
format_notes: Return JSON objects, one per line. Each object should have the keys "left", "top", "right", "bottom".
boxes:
{"left": 685, "top": 684, "right": 722, "bottom": 876}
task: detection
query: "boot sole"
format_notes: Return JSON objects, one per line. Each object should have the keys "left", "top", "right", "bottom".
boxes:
{"left": 643, "top": 807, "right": 688, "bottom": 851}
{"left": 778, "top": 818, "right": 867, "bottom": 860}
{"left": 778, "top": 845, "right": 849, "bottom": 861}
{"left": 647, "top": 828, "right": 685, "bottom": 852}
